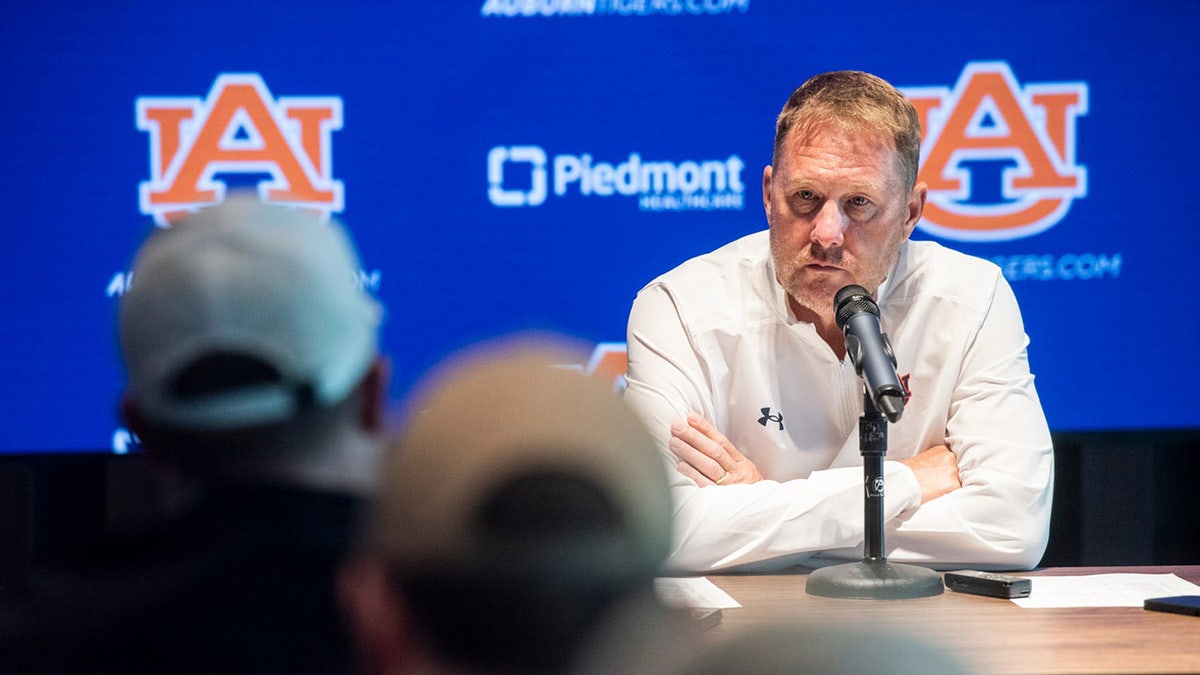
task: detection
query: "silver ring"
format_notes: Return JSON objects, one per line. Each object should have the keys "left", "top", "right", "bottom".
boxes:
{"left": 715, "top": 471, "right": 730, "bottom": 485}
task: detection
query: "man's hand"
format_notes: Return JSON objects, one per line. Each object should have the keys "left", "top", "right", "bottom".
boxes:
{"left": 900, "top": 444, "right": 962, "bottom": 503}
{"left": 669, "top": 412, "right": 763, "bottom": 486}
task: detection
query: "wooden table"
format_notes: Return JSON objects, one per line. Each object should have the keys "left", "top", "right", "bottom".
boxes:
{"left": 704, "top": 566, "right": 1200, "bottom": 674}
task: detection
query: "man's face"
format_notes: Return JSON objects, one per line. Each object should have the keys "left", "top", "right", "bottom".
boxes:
{"left": 764, "top": 123, "right": 926, "bottom": 324}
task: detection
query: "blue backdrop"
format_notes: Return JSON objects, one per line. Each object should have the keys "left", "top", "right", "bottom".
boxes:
{"left": 2, "top": 1, "right": 1196, "bottom": 454}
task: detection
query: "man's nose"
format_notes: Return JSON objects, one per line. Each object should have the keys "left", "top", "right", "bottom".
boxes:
{"left": 810, "top": 201, "right": 846, "bottom": 248}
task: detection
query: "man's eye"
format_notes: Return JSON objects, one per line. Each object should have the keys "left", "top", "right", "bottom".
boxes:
{"left": 797, "top": 190, "right": 817, "bottom": 200}
{"left": 849, "top": 196, "right": 870, "bottom": 207}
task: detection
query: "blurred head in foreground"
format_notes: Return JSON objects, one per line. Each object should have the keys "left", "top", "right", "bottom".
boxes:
{"left": 118, "top": 194, "right": 387, "bottom": 493}
{"left": 6, "top": 196, "right": 391, "bottom": 673}
{"left": 340, "top": 336, "right": 673, "bottom": 674}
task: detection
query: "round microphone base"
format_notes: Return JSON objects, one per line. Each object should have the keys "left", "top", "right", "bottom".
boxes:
{"left": 805, "top": 560, "right": 944, "bottom": 599}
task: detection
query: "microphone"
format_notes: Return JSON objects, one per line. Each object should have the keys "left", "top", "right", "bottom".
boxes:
{"left": 834, "top": 285, "right": 905, "bottom": 423}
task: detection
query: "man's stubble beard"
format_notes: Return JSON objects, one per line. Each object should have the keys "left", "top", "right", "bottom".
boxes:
{"left": 770, "top": 229, "right": 903, "bottom": 323}
{"left": 778, "top": 242, "right": 845, "bottom": 320}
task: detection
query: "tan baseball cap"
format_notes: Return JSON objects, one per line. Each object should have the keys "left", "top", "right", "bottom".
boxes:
{"left": 368, "top": 337, "right": 672, "bottom": 585}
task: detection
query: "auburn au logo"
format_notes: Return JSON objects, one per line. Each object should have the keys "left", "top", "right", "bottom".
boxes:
{"left": 902, "top": 62, "right": 1088, "bottom": 241}
{"left": 586, "top": 342, "right": 629, "bottom": 392}
{"left": 137, "top": 74, "right": 343, "bottom": 225}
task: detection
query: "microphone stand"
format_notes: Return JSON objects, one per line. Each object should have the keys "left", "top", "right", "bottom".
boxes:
{"left": 805, "top": 388, "right": 944, "bottom": 599}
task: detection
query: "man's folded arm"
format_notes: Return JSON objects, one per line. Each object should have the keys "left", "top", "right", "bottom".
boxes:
{"left": 625, "top": 284, "right": 926, "bottom": 572}
{"left": 874, "top": 277, "right": 1054, "bottom": 571}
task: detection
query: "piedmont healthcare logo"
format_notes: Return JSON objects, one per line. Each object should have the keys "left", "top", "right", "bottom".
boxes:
{"left": 487, "top": 145, "right": 746, "bottom": 212}
{"left": 902, "top": 61, "right": 1088, "bottom": 242}
{"left": 481, "top": 0, "right": 749, "bottom": 17}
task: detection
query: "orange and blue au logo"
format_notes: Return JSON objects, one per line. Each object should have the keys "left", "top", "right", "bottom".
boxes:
{"left": 902, "top": 62, "right": 1088, "bottom": 241}
{"left": 136, "top": 74, "right": 343, "bottom": 225}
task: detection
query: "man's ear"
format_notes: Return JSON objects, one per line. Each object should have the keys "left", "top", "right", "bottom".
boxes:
{"left": 120, "top": 394, "right": 171, "bottom": 462}
{"left": 902, "top": 181, "right": 928, "bottom": 239}
{"left": 120, "top": 394, "right": 174, "bottom": 464}
{"left": 357, "top": 356, "right": 391, "bottom": 432}
{"left": 337, "top": 554, "right": 412, "bottom": 674}
{"left": 762, "top": 164, "right": 774, "bottom": 218}
{"left": 121, "top": 394, "right": 169, "bottom": 455}
{"left": 120, "top": 394, "right": 146, "bottom": 438}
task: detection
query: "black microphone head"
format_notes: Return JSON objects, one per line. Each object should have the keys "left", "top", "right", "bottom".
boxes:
{"left": 834, "top": 285, "right": 878, "bottom": 332}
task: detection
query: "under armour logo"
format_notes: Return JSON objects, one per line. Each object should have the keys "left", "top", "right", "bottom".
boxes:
{"left": 758, "top": 407, "right": 784, "bottom": 430}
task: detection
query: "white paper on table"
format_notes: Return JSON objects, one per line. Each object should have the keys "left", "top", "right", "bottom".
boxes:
{"left": 1011, "top": 573, "right": 1200, "bottom": 608}
{"left": 654, "top": 577, "right": 742, "bottom": 610}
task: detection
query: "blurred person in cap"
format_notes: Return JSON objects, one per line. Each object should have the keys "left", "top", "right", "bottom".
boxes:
{"left": 118, "top": 193, "right": 386, "bottom": 492}
{"left": 1, "top": 194, "right": 387, "bottom": 674}
{"left": 338, "top": 337, "right": 694, "bottom": 675}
